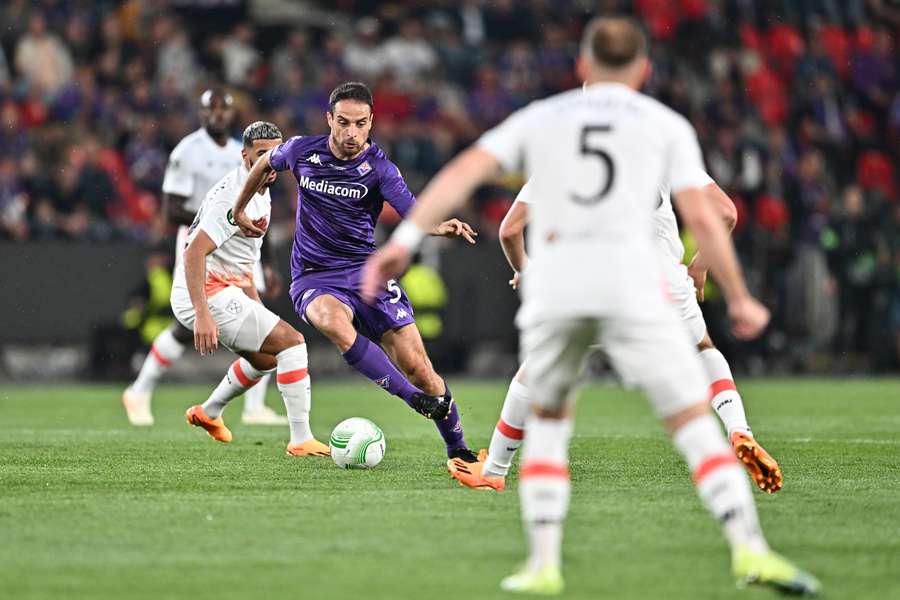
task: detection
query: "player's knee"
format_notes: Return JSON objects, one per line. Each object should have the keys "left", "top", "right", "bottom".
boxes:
{"left": 309, "top": 305, "right": 349, "bottom": 340}
{"left": 275, "top": 324, "right": 304, "bottom": 347}
{"left": 172, "top": 322, "right": 194, "bottom": 344}
{"left": 283, "top": 329, "right": 304, "bottom": 348}
{"left": 696, "top": 334, "right": 715, "bottom": 351}
{"left": 264, "top": 322, "right": 305, "bottom": 354}
{"left": 247, "top": 354, "right": 277, "bottom": 371}
{"left": 663, "top": 402, "right": 710, "bottom": 434}
{"left": 514, "top": 365, "right": 528, "bottom": 384}
{"left": 403, "top": 356, "right": 435, "bottom": 388}
{"left": 532, "top": 403, "right": 570, "bottom": 419}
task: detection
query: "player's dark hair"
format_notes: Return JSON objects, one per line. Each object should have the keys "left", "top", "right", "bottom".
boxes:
{"left": 328, "top": 82, "right": 374, "bottom": 113}
{"left": 583, "top": 17, "right": 647, "bottom": 68}
{"left": 242, "top": 121, "right": 283, "bottom": 147}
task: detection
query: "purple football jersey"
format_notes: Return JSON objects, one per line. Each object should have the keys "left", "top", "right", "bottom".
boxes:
{"left": 269, "top": 135, "right": 415, "bottom": 281}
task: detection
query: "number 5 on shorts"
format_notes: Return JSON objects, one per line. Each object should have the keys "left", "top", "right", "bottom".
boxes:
{"left": 387, "top": 279, "right": 402, "bottom": 304}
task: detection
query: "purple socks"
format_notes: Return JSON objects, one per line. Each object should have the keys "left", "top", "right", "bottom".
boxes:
{"left": 342, "top": 335, "right": 468, "bottom": 456}
{"left": 436, "top": 401, "right": 466, "bottom": 454}
{"left": 342, "top": 334, "right": 420, "bottom": 404}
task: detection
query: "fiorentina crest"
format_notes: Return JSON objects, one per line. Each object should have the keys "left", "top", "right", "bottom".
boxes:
{"left": 375, "top": 375, "right": 390, "bottom": 389}
{"left": 357, "top": 161, "right": 372, "bottom": 175}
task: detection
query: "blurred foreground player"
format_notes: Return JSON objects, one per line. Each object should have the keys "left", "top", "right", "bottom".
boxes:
{"left": 172, "top": 121, "right": 329, "bottom": 457}
{"left": 452, "top": 177, "right": 782, "bottom": 494}
{"left": 364, "top": 17, "right": 818, "bottom": 597}
{"left": 232, "top": 82, "right": 484, "bottom": 465}
{"left": 122, "top": 89, "right": 285, "bottom": 426}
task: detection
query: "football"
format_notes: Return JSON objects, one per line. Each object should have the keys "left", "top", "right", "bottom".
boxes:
{"left": 329, "top": 417, "right": 385, "bottom": 469}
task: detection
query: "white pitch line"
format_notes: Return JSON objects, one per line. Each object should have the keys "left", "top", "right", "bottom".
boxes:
{"left": 785, "top": 437, "right": 900, "bottom": 445}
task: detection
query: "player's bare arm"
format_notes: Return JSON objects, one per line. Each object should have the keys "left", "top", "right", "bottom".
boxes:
{"left": 232, "top": 149, "right": 275, "bottom": 237}
{"left": 687, "top": 182, "right": 738, "bottom": 300}
{"left": 162, "top": 193, "right": 196, "bottom": 226}
{"left": 674, "top": 186, "right": 769, "bottom": 339}
{"left": 362, "top": 147, "right": 499, "bottom": 300}
{"left": 183, "top": 230, "right": 219, "bottom": 355}
{"left": 499, "top": 200, "right": 529, "bottom": 289}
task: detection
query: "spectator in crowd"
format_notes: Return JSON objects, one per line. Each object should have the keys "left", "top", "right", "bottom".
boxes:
{"left": 14, "top": 12, "right": 73, "bottom": 99}
{"left": 0, "top": 156, "right": 29, "bottom": 241}
{"left": 221, "top": 23, "right": 260, "bottom": 88}
{"left": 154, "top": 17, "right": 199, "bottom": 94}
{"left": 380, "top": 17, "right": 438, "bottom": 90}
{"left": 343, "top": 17, "right": 387, "bottom": 82}
{"left": 271, "top": 29, "right": 319, "bottom": 88}
{"left": 823, "top": 185, "right": 879, "bottom": 367}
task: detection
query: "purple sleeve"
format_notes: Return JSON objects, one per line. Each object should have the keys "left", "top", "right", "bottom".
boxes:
{"left": 380, "top": 161, "right": 416, "bottom": 218}
{"left": 269, "top": 136, "right": 304, "bottom": 172}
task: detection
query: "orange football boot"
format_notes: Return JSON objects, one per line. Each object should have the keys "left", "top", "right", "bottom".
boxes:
{"left": 286, "top": 439, "right": 331, "bottom": 457}
{"left": 448, "top": 455, "right": 506, "bottom": 491}
{"left": 731, "top": 431, "right": 783, "bottom": 493}
{"left": 185, "top": 405, "right": 233, "bottom": 443}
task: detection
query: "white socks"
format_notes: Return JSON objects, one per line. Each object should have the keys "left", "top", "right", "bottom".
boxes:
{"left": 276, "top": 344, "right": 313, "bottom": 446}
{"left": 202, "top": 358, "right": 268, "bottom": 418}
{"left": 673, "top": 414, "right": 768, "bottom": 553}
{"left": 242, "top": 373, "right": 271, "bottom": 414}
{"left": 131, "top": 328, "right": 185, "bottom": 395}
{"left": 699, "top": 348, "right": 751, "bottom": 436}
{"left": 484, "top": 378, "right": 530, "bottom": 477}
{"left": 519, "top": 415, "right": 573, "bottom": 573}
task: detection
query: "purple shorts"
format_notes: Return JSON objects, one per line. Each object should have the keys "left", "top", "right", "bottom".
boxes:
{"left": 290, "top": 266, "right": 416, "bottom": 341}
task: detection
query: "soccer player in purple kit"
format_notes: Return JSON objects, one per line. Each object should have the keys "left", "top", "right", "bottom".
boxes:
{"left": 231, "top": 82, "right": 484, "bottom": 466}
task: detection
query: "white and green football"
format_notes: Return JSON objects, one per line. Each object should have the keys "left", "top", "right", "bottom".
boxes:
{"left": 329, "top": 417, "right": 385, "bottom": 469}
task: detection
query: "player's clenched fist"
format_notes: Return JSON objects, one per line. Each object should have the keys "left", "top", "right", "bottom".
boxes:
{"left": 193, "top": 310, "right": 219, "bottom": 355}
{"left": 728, "top": 296, "right": 770, "bottom": 339}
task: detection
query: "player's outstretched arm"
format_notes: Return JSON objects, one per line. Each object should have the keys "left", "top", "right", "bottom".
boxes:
{"left": 499, "top": 200, "right": 529, "bottom": 289}
{"left": 232, "top": 150, "right": 275, "bottom": 237}
{"left": 687, "top": 182, "right": 737, "bottom": 300}
{"left": 674, "top": 186, "right": 769, "bottom": 339}
{"left": 183, "top": 231, "right": 219, "bottom": 355}
{"left": 362, "top": 146, "right": 500, "bottom": 301}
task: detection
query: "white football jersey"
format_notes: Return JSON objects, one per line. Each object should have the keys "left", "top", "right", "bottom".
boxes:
{"left": 174, "top": 164, "right": 271, "bottom": 296}
{"left": 516, "top": 169, "right": 715, "bottom": 264}
{"left": 654, "top": 171, "right": 713, "bottom": 262}
{"left": 162, "top": 128, "right": 243, "bottom": 212}
{"left": 478, "top": 82, "right": 709, "bottom": 326}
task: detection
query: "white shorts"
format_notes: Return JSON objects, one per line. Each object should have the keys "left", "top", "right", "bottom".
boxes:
{"left": 170, "top": 285, "right": 280, "bottom": 353}
{"left": 662, "top": 260, "right": 707, "bottom": 345}
{"left": 521, "top": 309, "right": 708, "bottom": 418}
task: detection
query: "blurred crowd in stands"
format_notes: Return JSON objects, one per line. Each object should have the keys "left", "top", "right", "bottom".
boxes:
{"left": 1, "top": 0, "right": 899, "bottom": 371}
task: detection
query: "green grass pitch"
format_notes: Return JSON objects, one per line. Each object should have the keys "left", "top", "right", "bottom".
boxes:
{"left": 1, "top": 379, "right": 898, "bottom": 599}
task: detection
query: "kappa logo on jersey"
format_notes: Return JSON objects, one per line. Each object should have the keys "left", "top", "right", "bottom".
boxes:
{"left": 375, "top": 375, "right": 391, "bottom": 390}
{"left": 357, "top": 161, "right": 371, "bottom": 175}
{"left": 308, "top": 153, "right": 323, "bottom": 165}
{"left": 395, "top": 308, "right": 409, "bottom": 320}
{"left": 298, "top": 176, "right": 369, "bottom": 199}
